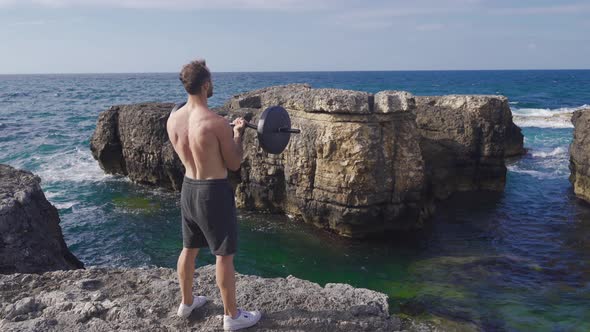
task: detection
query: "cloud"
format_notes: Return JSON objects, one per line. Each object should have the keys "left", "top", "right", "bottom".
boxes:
{"left": 11, "top": 20, "right": 51, "bottom": 25}
{"left": 337, "top": 7, "right": 469, "bottom": 21}
{"left": 490, "top": 3, "right": 590, "bottom": 15}
{"left": 327, "top": 1, "right": 589, "bottom": 31}
{"left": 0, "top": 0, "right": 17, "bottom": 7}
{"left": 0, "top": 0, "right": 488, "bottom": 12}
{"left": 5, "top": 0, "right": 588, "bottom": 16}
{"left": 0, "top": 0, "right": 335, "bottom": 10}
{"left": 3, "top": 0, "right": 589, "bottom": 19}
{"left": 4, "top": 17, "right": 84, "bottom": 27}
{"left": 334, "top": 1, "right": 590, "bottom": 20}
{"left": 328, "top": 1, "right": 477, "bottom": 31}
{"left": 527, "top": 42, "right": 537, "bottom": 50}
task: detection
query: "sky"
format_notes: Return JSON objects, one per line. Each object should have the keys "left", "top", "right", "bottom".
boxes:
{"left": 0, "top": 0, "right": 589, "bottom": 73}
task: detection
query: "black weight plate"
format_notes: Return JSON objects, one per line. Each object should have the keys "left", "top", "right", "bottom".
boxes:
{"left": 258, "top": 106, "right": 291, "bottom": 154}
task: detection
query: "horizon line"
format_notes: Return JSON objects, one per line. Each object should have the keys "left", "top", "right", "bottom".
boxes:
{"left": 1, "top": 68, "right": 590, "bottom": 76}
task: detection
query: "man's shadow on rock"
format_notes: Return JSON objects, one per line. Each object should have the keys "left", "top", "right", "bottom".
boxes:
{"left": 186, "top": 302, "right": 225, "bottom": 323}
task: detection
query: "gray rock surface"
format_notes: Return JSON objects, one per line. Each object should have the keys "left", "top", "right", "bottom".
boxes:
{"left": 0, "top": 265, "right": 403, "bottom": 332}
{"left": 570, "top": 108, "right": 590, "bottom": 203}
{"left": 89, "top": 84, "right": 524, "bottom": 237}
{"left": 0, "top": 164, "right": 83, "bottom": 274}
{"left": 414, "top": 95, "right": 525, "bottom": 199}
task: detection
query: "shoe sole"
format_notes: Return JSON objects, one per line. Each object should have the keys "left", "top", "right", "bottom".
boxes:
{"left": 223, "top": 315, "right": 261, "bottom": 331}
{"left": 177, "top": 298, "right": 208, "bottom": 318}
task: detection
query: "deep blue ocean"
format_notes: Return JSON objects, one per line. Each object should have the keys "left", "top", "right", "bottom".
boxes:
{"left": 1, "top": 71, "right": 589, "bottom": 331}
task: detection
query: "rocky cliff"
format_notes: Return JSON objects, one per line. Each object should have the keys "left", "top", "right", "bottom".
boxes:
{"left": 414, "top": 95, "right": 524, "bottom": 199}
{"left": 221, "top": 85, "right": 432, "bottom": 237}
{"left": 0, "top": 164, "right": 84, "bottom": 274}
{"left": 90, "top": 84, "right": 524, "bottom": 237}
{"left": 90, "top": 103, "right": 184, "bottom": 191}
{"left": 570, "top": 108, "right": 590, "bottom": 204}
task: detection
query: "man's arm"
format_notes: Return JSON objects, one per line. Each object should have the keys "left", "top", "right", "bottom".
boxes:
{"left": 217, "top": 117, "right": 245, "bottom": 171}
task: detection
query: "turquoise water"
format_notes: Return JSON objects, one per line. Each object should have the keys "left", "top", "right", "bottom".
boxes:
{"left": 1, "top": 71, "right": 590, "bottom": 331}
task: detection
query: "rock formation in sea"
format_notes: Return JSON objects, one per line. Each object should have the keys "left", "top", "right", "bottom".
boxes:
{"left": 569, "top": 108, "right": 590, "bottom": 204}
{"left": 222, "top": 85, "right": 433, "bottom": 237}
{"left": 414, "top": 95, "right": 525, "bottom": 199}
{"left": 0, "top": 164, "right": 84, "bottom": 274}
{"left": 90, "top": 84, "right": 525, "bottom": 237}
{"left": 90, "top": 103, "right": 184, "bottom": 191}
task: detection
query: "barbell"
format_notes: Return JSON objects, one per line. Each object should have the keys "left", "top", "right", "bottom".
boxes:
{"left": 171, "top": 103, "right": 301, "bottom": 154}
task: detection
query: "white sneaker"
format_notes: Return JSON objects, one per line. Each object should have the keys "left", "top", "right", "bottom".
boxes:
{"left": 177, "top": 295, "right": 207, "bottom": 318}
{"left": 223, "top": 309, "right": 262, "bottom": 331}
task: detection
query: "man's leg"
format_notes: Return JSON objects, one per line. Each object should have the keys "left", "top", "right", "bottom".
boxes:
{"left": 177, "top": 247, "right": 199, "bottom": 305}
{"left": 216, "top": 254, "right": 238, "bottom": 317}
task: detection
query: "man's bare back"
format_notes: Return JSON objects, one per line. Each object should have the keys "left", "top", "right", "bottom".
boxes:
{"left": 167, "top": 103, "right": 246, "bottom": 180}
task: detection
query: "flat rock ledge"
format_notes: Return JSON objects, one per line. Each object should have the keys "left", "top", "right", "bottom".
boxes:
{"left": 0, "top": 265, "right": 410, "bottom": 332}
{"left": 0, "top": 164, "right": 83, "bottom": 274}
{"left": 570, "top": 108, "right": 590, "bottom": 203}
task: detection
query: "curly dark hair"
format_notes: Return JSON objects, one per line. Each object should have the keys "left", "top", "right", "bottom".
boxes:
{"left": 179, "top": 59, "right": 211, "bottom": 95}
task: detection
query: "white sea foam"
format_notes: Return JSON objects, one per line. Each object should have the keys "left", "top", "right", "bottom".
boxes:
{"left": 36, "top": 147, "right": 114, "bottom": 184}
{"left": 512, "top": 105, "right": 589, "bottom": 128}
{"left": 43, "top": 190, "right": 79, "bottom": 210}
{"left": 53, "top": 202, "right": 77, "bottom": 210}
{"left": 507, "top": 165, "right": 555, "bottom": 179}
{"left": 513, "top": 117, "right": 573, "bottom": 129}
{"left": 507, "top": 161, "right": 569, "bottom": 179}
{"left": 531, "top": 147, "right": 568, "bottom": 158}
{"left": 44, "top": 191, "right": 63, "bottom": 199}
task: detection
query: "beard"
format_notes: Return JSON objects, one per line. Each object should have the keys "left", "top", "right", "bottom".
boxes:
{"left": 207, "top": 84, "right": 213, "bottom": 98}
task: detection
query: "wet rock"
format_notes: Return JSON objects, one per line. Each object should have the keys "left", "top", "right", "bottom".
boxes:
{"left": 570, "top": 108, "right": 590, "bottom": 204}
{"left": 0, "top": 164, "right": 84, "bottom": 274}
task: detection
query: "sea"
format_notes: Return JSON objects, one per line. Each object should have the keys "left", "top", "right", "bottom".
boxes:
{"left": 1, "top": 70, "right": 589, "bottom": 331}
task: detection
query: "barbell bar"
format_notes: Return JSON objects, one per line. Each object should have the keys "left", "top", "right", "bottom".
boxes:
{"left": 171, "top": 103, "right": 301, "bottom": 154}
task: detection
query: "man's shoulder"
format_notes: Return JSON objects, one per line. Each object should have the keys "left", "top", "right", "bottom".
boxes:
{"left": 166, "top": 109, "right": 177, "bottom": 129}
{"left": 206, "top": 112, "right": 230, "bottom": 130}
{"left": 167, "top": 108, "right": 185, "bottom": 130}
{"left": 185, "top": 111, "right": 229, "bottom": 137}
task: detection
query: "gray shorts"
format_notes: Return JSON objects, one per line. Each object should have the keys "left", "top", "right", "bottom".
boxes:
{"left": 180, "top": 177, "right": 238, "bottom": 256}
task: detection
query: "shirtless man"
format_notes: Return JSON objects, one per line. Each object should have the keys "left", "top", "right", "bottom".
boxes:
{"left": 167, "top": 59, "right": 261, "bottom": 331}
